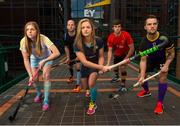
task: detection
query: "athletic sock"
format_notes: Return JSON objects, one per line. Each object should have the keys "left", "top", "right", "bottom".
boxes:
{"left": 142, "top": 81, "right": 149, "bottom": 92}
{"left": 158, "top": 82, "right": 167, "bottom": 103}
{"left": 76, "top": 70, "right": 81, "bottom": 85}
{"left": 35, "top": 85, "right": 41, "bottom": 96}
{"left": 90, "top": 87, "right": 97, "bottom": 103}
{"left": 69, "top": 68, "right": 73, "bottom": 77}
{"left": 44, "top": 81, "right": 51, "bottom": 104}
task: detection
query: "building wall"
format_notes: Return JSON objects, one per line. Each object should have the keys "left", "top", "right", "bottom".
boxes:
{"left": 0, "top": 0, "right": 65, "bottom": 82}
{"left": 0, "top": 0, "right": 64, "bottom": 41}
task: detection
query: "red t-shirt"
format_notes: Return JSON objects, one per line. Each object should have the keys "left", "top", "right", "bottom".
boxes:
{"left": 107, "top": 31, "right": 133, "bottom": 56}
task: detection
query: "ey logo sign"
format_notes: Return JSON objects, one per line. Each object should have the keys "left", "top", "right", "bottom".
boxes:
{"left": 84, "top": 0, "right": 111, "bottom": 18}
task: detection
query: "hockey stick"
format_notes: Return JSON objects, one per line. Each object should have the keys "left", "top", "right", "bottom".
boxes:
{"left": 109, "top": 39, "right": 168, "bottom": 70}
{"left": 8, "top": 67, "right": 40, "bottom": 121}
{"left": 109, "top": 71, "right": 161, "bottom": 99}
{"left": 52, "top": 59, "right": 78, "bottom": 68}
{"left": 52, "top": 61, "right": 66, "bottom": 68}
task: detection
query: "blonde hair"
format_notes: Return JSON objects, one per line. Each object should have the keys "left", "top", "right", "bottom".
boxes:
{"left": 74, "top": 18, "right": 96, "bottom": 52}
{"left": 24, "top": 21, "right": 42, "bottom": 56}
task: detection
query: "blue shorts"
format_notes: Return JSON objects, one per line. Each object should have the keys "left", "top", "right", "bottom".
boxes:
{"left": 30, "top": 58, "right": 53, "bottom": 68}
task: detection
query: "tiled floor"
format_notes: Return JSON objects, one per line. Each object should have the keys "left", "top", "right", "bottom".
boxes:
{"left": 0, "top": 57, "right": 180, "bottom": 125}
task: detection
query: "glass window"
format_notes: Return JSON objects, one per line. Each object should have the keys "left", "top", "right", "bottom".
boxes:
{"left": 71, "top": 0, "right": 104, "bottom": 19}
{"left": 78, "top": 0, "right": 85, "bottom": 10}
{"left": 71, "top": 0, "right": 78, "bottom": 10}
{"left": 78, "top": 11, "right": 84, "bottom": 18}
{"left": 71, "top": 11, "right": 77, "bottom": 18}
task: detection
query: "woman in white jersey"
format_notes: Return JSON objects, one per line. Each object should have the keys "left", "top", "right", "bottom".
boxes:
{"left": 20, "top": 21, "right": 60, "bottom": 111}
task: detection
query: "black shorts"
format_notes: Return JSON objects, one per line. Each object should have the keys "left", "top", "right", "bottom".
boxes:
{"left": 80, "top": 66, "right": 98, "bottom": 78}
{"left": 69, "top": 53, "right": 79, "bottom": 66}
{"left": 114, "top": 55, "right": 126, "bottom": 64}
{"left": 146, "top": 61, "right": 164, "bottom": 73}
{"left": 70, "top": 53, "right": 76, "bottom": 60}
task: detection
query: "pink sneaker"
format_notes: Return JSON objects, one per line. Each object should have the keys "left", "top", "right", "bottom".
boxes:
{"left": 86, "top": 102, "right": 97, "bottom": 115}
{"left": 34, "top": 94, "right": 42, "bottom": 103}
{"left": 85, "top": 90, "right": 90, "bottom": 97}
{"left": 42, "top": 103, "right": 49, "bottom": 111}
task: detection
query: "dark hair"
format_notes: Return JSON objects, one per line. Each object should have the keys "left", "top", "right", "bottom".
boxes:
{"left": 112, "top": 19, "right": 121, "bottom": 26}
{"left": 144, "top": 15, "right": 159, "bottom": 25}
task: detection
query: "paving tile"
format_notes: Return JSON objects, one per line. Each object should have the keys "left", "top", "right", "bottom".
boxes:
{"left": 0, "top": 59, "right": 179, "bottom": 125}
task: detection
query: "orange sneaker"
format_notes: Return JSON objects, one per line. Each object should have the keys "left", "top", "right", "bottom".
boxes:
{"left": 85, "top": 90, "right": 90, "bottom": 97}
{"left": 73, "top": 85, "right": 81, "bottom": 93}
{"left": 67, "top": 77, "right": 73, "bottom": 83}
{"left": 137, "top": 90, "right": 151, "bottom": 98}
{"left": 154, "top": 102, "right": 164, "bottom": 114}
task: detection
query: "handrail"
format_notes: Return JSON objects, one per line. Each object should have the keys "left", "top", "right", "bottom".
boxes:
{"left": 133, "top": 35, "right": 180, "bottom": 39}
{"left": 0, "top": 45, "right": 19, "bottom": 50}
{"left": 0, "top": 73, "right": 28, "bottom": 94}
{"left": 0, "top": 34, "right": 21, "bottom": 38}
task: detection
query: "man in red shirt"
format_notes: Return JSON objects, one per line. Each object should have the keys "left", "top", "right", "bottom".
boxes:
{"left": 107, "top": 19, "right": 134, "bottom": 91}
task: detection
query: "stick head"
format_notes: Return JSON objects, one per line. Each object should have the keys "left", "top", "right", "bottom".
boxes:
{"left": 108, "top": 93, "right": 114, "bottom": 98}
{"left": 109, "top": 93, "right": 119, "bottom": 99}
{"left": 158, "top": 36, "right": 169, "bottom": 49}
{"left": 159, "top": 35, "right": 168, "bottom": 42}
{"left": 8, "top": 116, "right": 15, "bottom": 121}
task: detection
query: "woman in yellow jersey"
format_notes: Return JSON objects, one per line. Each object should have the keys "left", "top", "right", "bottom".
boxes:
{"left": 20, "top": 21, "right": 60, "bottom": 111}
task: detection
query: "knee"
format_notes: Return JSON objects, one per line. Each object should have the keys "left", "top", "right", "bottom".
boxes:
{"left": 43, "top": 73, "right": 50, "bottom": 80}
{"left": 159, "top": 78, "right": 167, "bottom": 83}
{"left": 159, "top": 73, "right": 168, "bottom": 83}
{"left": 89, "top": 80, "right": 96, "bottom": 88}
{"left": 33, "top": 76, "right": 39, "bottom": 82}
{"left": 159, "top": 76, "right": 167, "bottom": 83}
{"left": 114, "top": 68, "right": 119, "bottom": 72}
{"left": 121, "top": 71, "right": 127, "bottom": 76}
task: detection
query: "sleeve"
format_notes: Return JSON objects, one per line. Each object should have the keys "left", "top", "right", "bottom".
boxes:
{"left": 42, "top": 35, "right": 54, "bottom": 48}
{"left": 19, "top": 37, "right": 27, "bottom": 52}
{"left": 96, "top": 37, "right": 104, "bottom": 49}
{"left": 107, "top": 34, "right": 113, "bottom": 48}
{"left": 161, "top": 35, "right": 174, "bottom": 50}
{"left": 63, "top": 33, "right": 69, "bottom": 46}
{"left": 73, "top": 44, "right": 80, "bottom": 53}
{"left": 138, "top": 38, "right": 147, "bottom": 52}
{"left": 165, "top": 41, "right": 174, "bottom": 50}
{"left": 125, "top": 32, "right": 133, "bottom": 45}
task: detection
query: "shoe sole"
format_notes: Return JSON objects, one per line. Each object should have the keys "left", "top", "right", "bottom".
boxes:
{"left": 154, "top": 111, "right": 163, "bottom": 114}
{"left": 87, "top": 105, "right": 97, "bottom": 115}
{"left": 111, "top": 80, "right": 120, "bottom": 83}
{"left": 137, "top": 93, "right": 151, "bottom": 98}
{"left": 72, "top": 89, "right": 81, "bottom": 93}
{"left": 85, "top": 95, "right": 90, "bottom": 97}
{"left": 154, "top": 105, "right": 164, "bottom": 115}
{"left": 34, "top": 100, "right": 41, "bottom": 103}
{"left": 72, "top": 86, "right": 81, "bottom": 92}
{"left": 67, "top": 81, "right": 73, "bottom": 83}
{"left": 42, "top": 108, "right": 49, "bottom": 111}
{"left": 34, "top": 94, "right": 42, "bottom": 103}
{"left": 42, "top": 104, "right": 50, "bottom": 111}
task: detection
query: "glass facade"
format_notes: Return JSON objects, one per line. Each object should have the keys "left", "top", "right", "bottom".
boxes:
{"left": 69, "top": 0, "right": 179, "bottom": 79}
{"left": 70, "top": 0, "right": 110, "bottom": 47}
{"left": 0, "top": 0, "right": 65, "bottom": 86}
{"left": 0, "top": 0, "right": 64, "bottom": 41}
{"left": 0, "top": 0, "right": 179, "bottom": 84}
{"left": 71, "top": 0, "right": 104, "bottom": 19}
